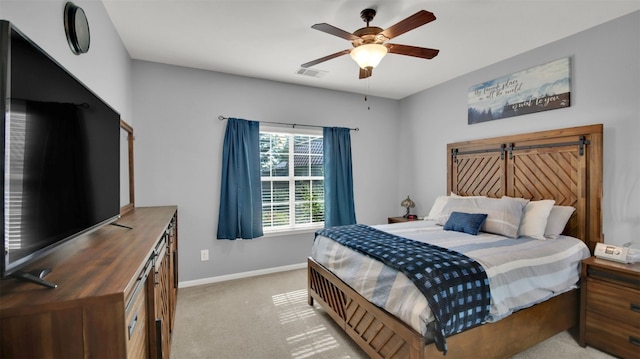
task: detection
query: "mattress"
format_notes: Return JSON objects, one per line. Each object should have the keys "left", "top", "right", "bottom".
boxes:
{"left": 310, "top": 219, "right": 591, "bottom": 336}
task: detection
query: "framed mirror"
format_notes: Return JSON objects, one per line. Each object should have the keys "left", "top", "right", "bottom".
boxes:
{"left": 120, "top": 119, "right": 135, "bottom": 216}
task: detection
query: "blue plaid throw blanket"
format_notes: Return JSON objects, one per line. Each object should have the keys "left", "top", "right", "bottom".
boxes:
{"left": 316, "top": 224, "right": 491, "bottom": 354}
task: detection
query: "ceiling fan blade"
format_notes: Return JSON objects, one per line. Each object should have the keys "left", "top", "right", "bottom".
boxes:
{"left": 385, "top": 43, "right": 439, "bottom": 59}
{"left": 359, "top": 67, "right": 372, "bottom": 79}
{"left": 311, "top": 23, "right": 360, "bottom": 41}
{"left": 301, "top": 49, "right": 351, "bottom": 68}
{"left": 379, "top": 10, "right": 436, "bottom": 39}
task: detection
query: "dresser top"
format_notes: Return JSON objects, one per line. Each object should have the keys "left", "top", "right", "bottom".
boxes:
{"left": 0, "top": 206, "right": 177, "bottom": 313}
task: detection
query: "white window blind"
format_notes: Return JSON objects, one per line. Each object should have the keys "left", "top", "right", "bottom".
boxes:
{"left": 260, "top": 128, "right": 324, "bottom": 231}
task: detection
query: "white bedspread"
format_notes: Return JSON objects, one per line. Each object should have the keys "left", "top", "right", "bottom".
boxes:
{"left": 311, "top": 220, "right": 590, "bottom": 335}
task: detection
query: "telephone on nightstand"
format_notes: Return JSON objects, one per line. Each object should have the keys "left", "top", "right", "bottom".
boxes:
{"left": 594, "top": 241, "right": 640, "bottom": 263}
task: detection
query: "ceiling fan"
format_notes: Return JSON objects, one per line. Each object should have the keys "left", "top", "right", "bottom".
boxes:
{"left": 301, "top": 8, "right": 439, "bottom": 79}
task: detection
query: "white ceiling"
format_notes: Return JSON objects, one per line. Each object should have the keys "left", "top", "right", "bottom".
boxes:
{"left": 102, "top": 0, "right": 640, "bottom": 100}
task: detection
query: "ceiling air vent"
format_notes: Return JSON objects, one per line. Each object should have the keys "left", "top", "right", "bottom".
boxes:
{"left": 296, "top": 67, "right": 327, "bottom": 78}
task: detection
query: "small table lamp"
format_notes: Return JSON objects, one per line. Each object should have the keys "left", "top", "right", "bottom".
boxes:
{"left": 401, "top": 195, "right": 416, "bottom": 218}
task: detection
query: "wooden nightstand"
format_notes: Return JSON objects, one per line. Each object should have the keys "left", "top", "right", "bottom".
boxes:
{"left": 579, "top": 256, "right": 640, "bottom": 358}
{"left": 387, "top": 216, "right": 421, "bottom": 224}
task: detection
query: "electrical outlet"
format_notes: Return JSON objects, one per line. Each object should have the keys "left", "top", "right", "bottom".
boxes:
{"left": 200, "top": 249, "right": 209, "bottom": 261}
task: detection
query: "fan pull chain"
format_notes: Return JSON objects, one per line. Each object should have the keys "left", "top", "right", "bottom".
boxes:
{"left": 365, "top": 78, "right": 371, "bottom": 110}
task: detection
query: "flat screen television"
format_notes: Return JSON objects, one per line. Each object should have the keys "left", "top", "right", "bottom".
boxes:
{"left": 1, "top": 20, "right": 121, "bottom": 287}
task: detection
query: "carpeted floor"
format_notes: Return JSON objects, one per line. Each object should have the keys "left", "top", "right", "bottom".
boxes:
{"left": 170, "top": 268, "right": 614, "bottom": 359}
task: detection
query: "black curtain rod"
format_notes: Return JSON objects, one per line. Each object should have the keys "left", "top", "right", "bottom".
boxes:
{"left": 217, "top": 116, "right": 359, "bottom": 132}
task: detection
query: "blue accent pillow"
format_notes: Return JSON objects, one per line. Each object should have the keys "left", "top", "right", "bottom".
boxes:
{"left": 443, "top": 211, "right": 488, "bottom": 235}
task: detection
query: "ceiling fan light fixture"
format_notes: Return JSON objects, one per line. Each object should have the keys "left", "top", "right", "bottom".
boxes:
{"left": 350, "top": 44, "right": 388, "bottom": 69}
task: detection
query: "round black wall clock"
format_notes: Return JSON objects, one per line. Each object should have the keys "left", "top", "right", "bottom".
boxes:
{"left": 64, "top": 2, "right": 90, "bottom": 55}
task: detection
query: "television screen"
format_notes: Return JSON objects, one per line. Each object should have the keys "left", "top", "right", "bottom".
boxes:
{"left": 1, "top": 21, "right": 121, "bottom": 279}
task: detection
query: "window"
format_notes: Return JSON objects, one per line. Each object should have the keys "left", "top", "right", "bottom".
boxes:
{"left": 260, "top": 128, "right": 324, "bottom": 231}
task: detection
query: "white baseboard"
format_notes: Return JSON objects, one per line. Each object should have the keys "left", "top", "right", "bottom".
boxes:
{"left": 178, "top": 262, "right": 307, "bottom": 288}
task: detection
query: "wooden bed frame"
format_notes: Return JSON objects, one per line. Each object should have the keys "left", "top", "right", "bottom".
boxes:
{"left": 308, "top": 124, "right": 603, "bottom": 359}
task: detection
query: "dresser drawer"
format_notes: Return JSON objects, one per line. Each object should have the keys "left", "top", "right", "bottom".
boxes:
{"left": 126, "top": 277, "right": 149, "bottom": 359}
{"left": 125, "top": 258, "right": 153, "bottom": 358}
{"left": 585, "top": 310, "right": 640, "bottom": 358}
{"left": 586, "top": 279, "right": 640, "bottom": 327}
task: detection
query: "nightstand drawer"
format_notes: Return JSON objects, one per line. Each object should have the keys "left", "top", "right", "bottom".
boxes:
{"left": 588, "top": 265, "right": 640, "bottom": 290}
{"left": 585, "top": 310, "right": 640, "bottom": 358}
{"left": 586, "top": 279, "right": 640, "bottom": 327}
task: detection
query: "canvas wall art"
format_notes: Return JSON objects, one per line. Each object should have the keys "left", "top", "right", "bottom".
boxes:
{"left": 468, "top": 57, "right": 570, "bottom": 124}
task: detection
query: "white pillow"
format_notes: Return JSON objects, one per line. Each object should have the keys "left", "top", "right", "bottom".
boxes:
{"left": 426, "top": 196, "right": 450, "bottom": 220}
{"left": 451, "top": 192, "right": 486, "bottom": 198}
{"left": 426, "top": 194, "right": 487, "bottom": 220}
{"left": 518, "top": 200, "right": 555, "bottom": 240}
{"left": 544, "top": 206, "right": 576, "bottom": 239}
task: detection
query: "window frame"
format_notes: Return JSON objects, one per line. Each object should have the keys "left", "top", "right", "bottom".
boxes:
{"left": 260, "top": 125, "right": 325, "bottom": 234}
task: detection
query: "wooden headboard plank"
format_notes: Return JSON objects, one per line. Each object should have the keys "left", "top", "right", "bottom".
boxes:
{"left": 587, "top": 130, "right": 603, "bottom": 252}
{"left": 448, "top": 124, "right": 602, "bottom": 148}
{"left": 447, "top": 124, "right": 603, "bottom": 253}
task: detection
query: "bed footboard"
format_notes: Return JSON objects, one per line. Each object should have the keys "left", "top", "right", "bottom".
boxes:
{"left": 308, "top": 257, "right": 425, "bottom": 359}
{"left": 308, "top": 257, "right": 579, "bottom": 359}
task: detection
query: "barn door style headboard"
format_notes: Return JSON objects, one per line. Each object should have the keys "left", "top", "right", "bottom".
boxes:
{"left": 447, "top": 124, "right": 603, "bottom": 253}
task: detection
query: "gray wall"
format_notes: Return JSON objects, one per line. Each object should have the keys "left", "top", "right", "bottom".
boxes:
{"left": 131, "top": 62, "right": 401, "bottom": 282}
{"left": 399, "top": 11, "right": 640, "bottom": 247}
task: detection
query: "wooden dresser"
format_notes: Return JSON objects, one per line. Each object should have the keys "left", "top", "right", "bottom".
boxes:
{"left": 0, "top": 206, "right": 178, "bottom": 359}
{"left": 579, "top": 256, "right": 640, "bottom": 358}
